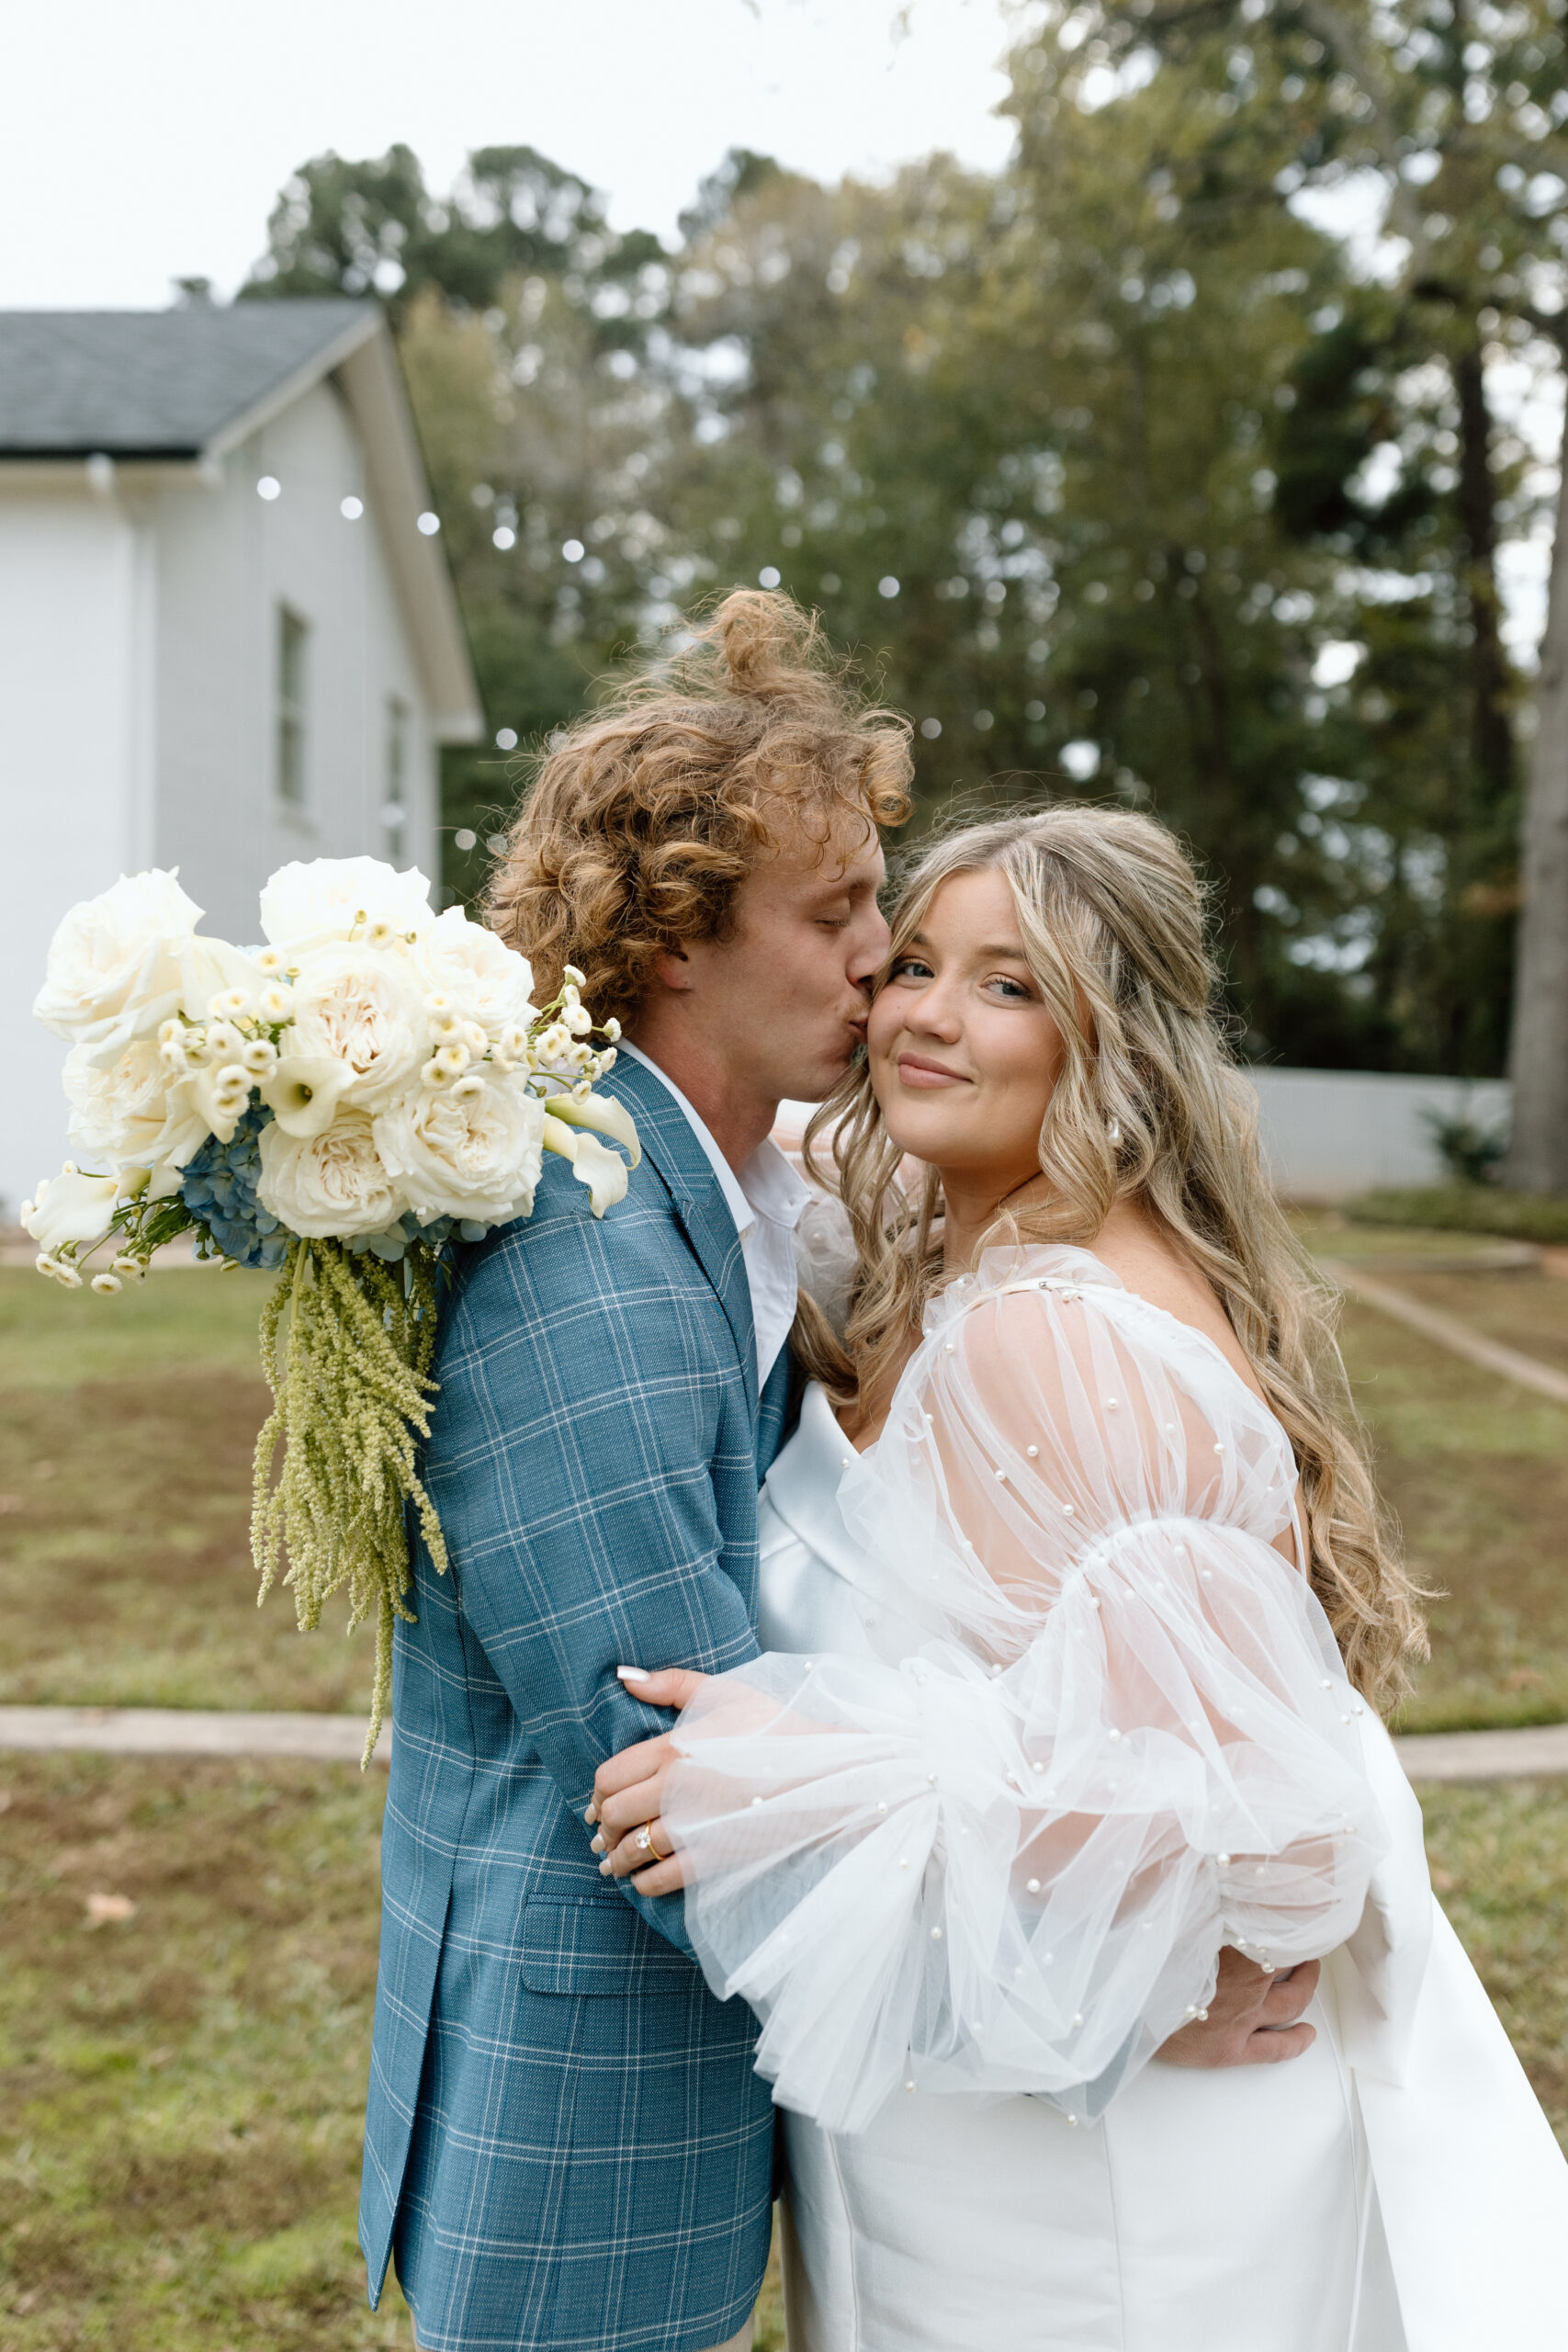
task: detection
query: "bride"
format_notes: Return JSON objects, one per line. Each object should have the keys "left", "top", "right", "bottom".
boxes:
{"left": 590, "top": 807, "right": 1568, "bottom": 2350}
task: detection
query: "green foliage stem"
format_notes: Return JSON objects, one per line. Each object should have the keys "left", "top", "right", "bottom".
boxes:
{"left": 251, "top": 1237, "right": 447, "bottom": 1765}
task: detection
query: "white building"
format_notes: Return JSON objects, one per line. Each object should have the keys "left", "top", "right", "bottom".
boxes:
{"left": 0, "top": 299, "right": 482, "bottom": 1216}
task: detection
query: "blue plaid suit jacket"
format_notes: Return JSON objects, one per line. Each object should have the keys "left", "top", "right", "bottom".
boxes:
{"left": 361, "top": 1052, "right": 794, "bottom": 2352}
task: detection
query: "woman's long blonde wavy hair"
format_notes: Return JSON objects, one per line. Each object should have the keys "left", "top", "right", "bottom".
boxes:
{"left": 795, "top": 805, "right": 1427, "bottom": 1715}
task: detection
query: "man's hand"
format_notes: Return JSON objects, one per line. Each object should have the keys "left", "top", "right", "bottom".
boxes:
{"left": 1156, "top": 1948, "right": 1321, "bottom": 2068}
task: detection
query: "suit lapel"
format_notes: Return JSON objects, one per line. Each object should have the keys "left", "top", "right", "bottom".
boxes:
{"left": 604, "top": 1057, "right": 760, "bottom": 1423}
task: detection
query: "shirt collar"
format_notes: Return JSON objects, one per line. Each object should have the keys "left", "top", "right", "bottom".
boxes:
{"left": 619, "top": 1041, "right": 808, "bottom": 1241}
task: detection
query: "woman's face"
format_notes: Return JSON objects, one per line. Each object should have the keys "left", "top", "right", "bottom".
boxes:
{"left": 866, "top": 866, "right": 1066, "bottom": 1193}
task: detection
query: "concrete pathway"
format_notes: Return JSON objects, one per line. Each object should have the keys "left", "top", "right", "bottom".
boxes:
{"left": 4, "top": 1704, "right": 1568, "bottom": 1783}
{"left": 1319, "top": 1256, "right": 1568, "bottom": 1407}
{"left": 0, "top": 1704, "right": 383, "bottom": 1762}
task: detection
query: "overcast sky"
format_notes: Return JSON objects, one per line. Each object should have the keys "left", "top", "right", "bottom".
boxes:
{"left": 2, "top": 0, "right": 1555, "bottom": 653}
{"left": 0, "top": 0, "right": 1017, "bottom": 310}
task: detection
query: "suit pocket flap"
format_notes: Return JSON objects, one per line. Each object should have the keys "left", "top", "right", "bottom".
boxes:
{"left": 519, "top": 1897, "right": 697, "bottom": 1996}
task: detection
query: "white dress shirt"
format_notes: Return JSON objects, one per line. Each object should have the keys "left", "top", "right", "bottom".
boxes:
{"left": 619, "top": 1042, "right": 809, "bottom": 1389}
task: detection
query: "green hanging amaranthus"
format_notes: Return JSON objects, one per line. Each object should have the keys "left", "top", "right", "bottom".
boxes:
{"left": 252, "top": 1237, "right": 448, "bottom": 1767}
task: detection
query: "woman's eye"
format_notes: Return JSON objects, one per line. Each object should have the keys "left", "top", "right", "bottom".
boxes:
{"left": 891, "top": 957, "right": 934, "bottom": 980}
{"left": 990, "top": 976, "right": 1032, "bottom": 1001}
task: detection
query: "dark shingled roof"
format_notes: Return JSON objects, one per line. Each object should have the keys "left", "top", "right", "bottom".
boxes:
{"left": 0, "top": 300, "right": 377, "bottom": 458}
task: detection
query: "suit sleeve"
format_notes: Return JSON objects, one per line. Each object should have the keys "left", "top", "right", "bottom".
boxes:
{"left": 424, "top": 1182, "right": 761, "bottom": 1953}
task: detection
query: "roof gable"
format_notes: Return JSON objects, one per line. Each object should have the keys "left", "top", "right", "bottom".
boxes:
{"left": 0, "top": 300, "right": 377, "bottom": 458}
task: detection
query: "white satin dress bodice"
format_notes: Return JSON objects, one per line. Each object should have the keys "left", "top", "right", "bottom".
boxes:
{"left": 744, "top": 1373, "right": 1568, "bottom": 2352}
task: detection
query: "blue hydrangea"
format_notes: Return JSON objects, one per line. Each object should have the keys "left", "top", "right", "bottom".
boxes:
{"left": 180, "top": 1102, "right": 292, "bottom": 1271}
{"left": 345, "top": 1209, "right": 491, "bottom": 1263}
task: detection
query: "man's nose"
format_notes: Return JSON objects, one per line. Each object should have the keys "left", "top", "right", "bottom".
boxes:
{"left": 848, "top": 907, "right": 892, "bottom": 987}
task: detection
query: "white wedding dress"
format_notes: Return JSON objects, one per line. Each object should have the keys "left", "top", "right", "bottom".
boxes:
{"left": 661, "top": 1245, "right": 1568, "bottom": 2351}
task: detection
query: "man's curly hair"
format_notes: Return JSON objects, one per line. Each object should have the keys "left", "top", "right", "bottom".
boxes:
{"left": 486, "top": 590, "right": 913, "bottom": 1020}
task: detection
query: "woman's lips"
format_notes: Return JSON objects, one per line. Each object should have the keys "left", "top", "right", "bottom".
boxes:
{"left": 896, "top": 1053, "right": 969, "bottom": 1089}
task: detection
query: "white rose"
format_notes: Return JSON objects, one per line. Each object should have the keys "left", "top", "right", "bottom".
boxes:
{"left": 258, "top": 857, "right": 434, "bottom": 954}
{"left": 256, "top": 1109, "right": 406, "bottom": 1238}
{"left": 286, "top": 944, "right": 427, "bottom": 1110}
{"left": 21, "top": 1166, "right": 125, "bottom": 1252}
{"left": 34, "top": 869, "right": 203, "bottom": 1057}
{"left": 413, "top": 908, "right": 536, "bottom": 1038}
{"left": 375, "top": 1070, "right": 547, "bottom": 1225}
{"left": 62, "top": 1038, "right": 212, "bottom": 1175}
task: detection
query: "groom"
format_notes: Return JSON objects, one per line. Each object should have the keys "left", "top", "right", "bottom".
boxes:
{"left": 359, "top": 595, "right": 911, "bottom": 2352}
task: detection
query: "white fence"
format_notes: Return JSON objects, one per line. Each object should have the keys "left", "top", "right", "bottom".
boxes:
{"left": 1246, "top": 1069, "right": 1511, "bottom": 1201}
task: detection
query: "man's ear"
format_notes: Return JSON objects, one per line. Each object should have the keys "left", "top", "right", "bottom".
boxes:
{"left": 652, "top": 945, "right": 695, "bottom": 993}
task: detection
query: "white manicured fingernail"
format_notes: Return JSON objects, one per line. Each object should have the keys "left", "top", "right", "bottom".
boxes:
{"left": 617, "top": 1666, "right": 649, "bottom": 1683}
{"left": 583, "top": 1805, "right": 597, "bottom": 1825}
{"left": 591, "top": 1835, "right": 605, "bottom": 1855}
{"left": 598, "top": 1857, "right": 613, "bottom": 1874}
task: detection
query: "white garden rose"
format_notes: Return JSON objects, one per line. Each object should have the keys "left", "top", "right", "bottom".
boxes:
{"left": 374, "top": 1069, "right": 547, "bottom": 1225}
{"left": 34, "top": 869, "right": 203, "bottom": 1057}
{"left": 63, "top": 1038, "right": 211, "bottom": 1174}
{"left": 258, "top": 857, "right": 434, "bottom": 954}
{"left": 256, "top": 1109, "right": 406, "bottom": 1238}
{"left": 286, "top": 944, "right": 428, "bottom": 1111}
{"left": 413, "top": 907, "right": 536, "bottom": 1038}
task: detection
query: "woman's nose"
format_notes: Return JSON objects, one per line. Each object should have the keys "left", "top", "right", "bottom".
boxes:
{"left": 906, "top": 980, "right": 963, "bottom": 1037}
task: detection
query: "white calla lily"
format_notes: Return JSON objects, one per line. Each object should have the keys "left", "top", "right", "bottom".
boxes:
{"left": 541, "top": 1115, "right": 632, "bottom": 1216}
{"left": 538, "top": 1089, "right": 641, "bottom": 1168}
{"left": 21, "top": 1166, "right": 125, "bottom": 1251}
{"left": 259, "top": 1053, "right": 354, "bottom": 1137}
{"left": 177, "top": 937, "right": 271, "bottom": 1026}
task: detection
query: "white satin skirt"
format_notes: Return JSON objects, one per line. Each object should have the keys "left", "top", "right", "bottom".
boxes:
{"left": 780, "top": 1978, "right": 1406, "bottom": 2352}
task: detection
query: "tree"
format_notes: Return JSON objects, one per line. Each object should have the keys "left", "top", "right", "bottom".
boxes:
{"left": 243, "top": 142, "right": 660, "bottom": 321}
{"left": 1092, "top": 0, "right": 1568, "bottom": 1142}
{"left": 243, "top": 120, "right": 1530, "bottom": 1077}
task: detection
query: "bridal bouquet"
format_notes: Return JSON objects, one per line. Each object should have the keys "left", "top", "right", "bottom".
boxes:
{"left": 23, "top": 858, "right": 639, "bottom": 1757}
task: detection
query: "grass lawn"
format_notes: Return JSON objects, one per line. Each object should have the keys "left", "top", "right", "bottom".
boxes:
{"left": 1299, "top": 1232, "right": 1568, "bottom": 1731}
{"left": 0, "top": 1268, "right": 368, "bottom": 1717}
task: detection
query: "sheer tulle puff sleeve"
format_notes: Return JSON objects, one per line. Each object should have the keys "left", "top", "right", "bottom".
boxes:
{"left": 663, "top": 1246, "right": 1388, "bottom": 2133}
